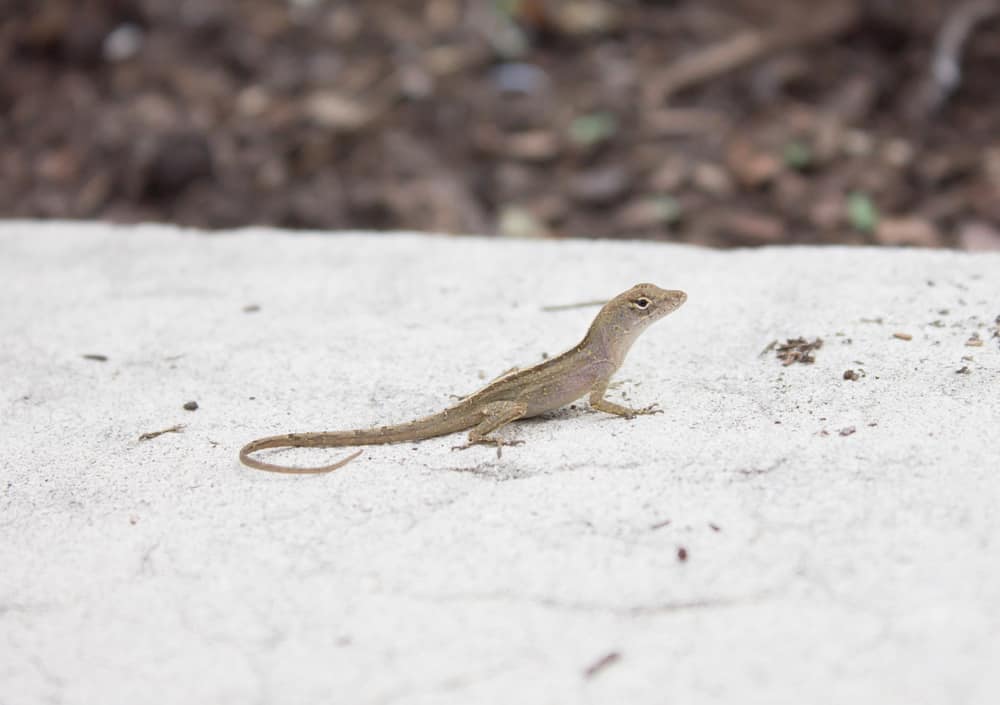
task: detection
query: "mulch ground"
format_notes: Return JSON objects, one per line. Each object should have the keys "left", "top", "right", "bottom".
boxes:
{"left": 3, "top": 0, "right": 1000, "bottom": 248}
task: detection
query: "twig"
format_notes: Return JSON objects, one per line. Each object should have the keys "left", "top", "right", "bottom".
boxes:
{"left": 643, "top": 2, "right": 860, "bottom": 105}
{"left": 646, "top": 30, "right": 767, "bottom": 103}
{"left": 583, "top": 651, "right": 621, "bottom": 679}
{"left": 138, "top": 424, "right": 185, "bottom": 441}
{"left": 642, "top": 107, "right": 730, "bottom": 137}
{"left": 541, "top": 299, "right": 607, "bottom": 312}
{"left": 915, "top": 0, "right": 1000, "bottom": 115}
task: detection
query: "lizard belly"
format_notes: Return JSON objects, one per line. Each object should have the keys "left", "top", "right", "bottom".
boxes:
{"left": 519, "top": 362, "right": 609, "bottom": 417}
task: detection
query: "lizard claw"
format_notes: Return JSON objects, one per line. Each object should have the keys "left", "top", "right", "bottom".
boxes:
{"left": 620, "top": 403, "right": 662, "bottom": 419}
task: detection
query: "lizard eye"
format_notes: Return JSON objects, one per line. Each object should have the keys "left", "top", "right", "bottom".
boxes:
{"left": 632, "top": 297, "right": 651, "bottom": 310}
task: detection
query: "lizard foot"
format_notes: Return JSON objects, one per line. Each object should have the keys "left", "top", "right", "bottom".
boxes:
{"left": 634, "top": 403, "right": 663, "bottom": 417}
{"left": 618, "top": 403, "right": 664, "bottom": 419}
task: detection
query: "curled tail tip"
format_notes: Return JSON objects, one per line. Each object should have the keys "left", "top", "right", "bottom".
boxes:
{"left": 238, "top": 444, "right": 364, "bottom": 475}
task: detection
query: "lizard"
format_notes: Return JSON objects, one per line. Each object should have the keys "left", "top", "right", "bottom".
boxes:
{"left": 239, "top": 283, "right": 687, "bottom": 474}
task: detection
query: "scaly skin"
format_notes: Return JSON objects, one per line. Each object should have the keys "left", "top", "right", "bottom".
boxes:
{"left": 239, "top": 283, "right": 687, "bottom": 473}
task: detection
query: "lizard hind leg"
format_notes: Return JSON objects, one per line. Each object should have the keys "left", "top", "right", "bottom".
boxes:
{"left": 452, "top": 401, "right": 528, "bottom": 457}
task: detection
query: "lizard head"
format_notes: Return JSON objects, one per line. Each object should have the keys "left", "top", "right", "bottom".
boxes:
{"left": 584, "top": 283, "right": 687, "bottom": 365}
{"left": 617, "top": 283, "right": 687, "bottom": 323}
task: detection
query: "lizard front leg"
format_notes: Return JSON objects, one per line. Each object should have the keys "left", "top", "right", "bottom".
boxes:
{"left": 453, "top": 400, "right": 528, "bottom": 456}
{"left": 589, "top": 379, "right": 663, "bottom": 419}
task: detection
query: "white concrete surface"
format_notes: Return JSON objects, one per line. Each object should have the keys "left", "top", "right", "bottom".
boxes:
{"left": 1, "top": 221, "right": 998, "bottom": 705}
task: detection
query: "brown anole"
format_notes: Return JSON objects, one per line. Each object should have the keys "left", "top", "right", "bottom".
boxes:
{"left": 240, "top": 283, "right": 687, "bottom": 473}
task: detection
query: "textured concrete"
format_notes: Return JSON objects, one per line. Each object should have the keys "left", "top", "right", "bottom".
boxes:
{"left": 1, "top": 221, "right": 998, "bottom": 705}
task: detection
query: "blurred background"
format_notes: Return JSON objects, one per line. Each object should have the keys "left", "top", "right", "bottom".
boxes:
{"left": 2, "top": 0, "right": 999, "bottom": 248}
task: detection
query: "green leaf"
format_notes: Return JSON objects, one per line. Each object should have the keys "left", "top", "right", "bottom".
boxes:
{"left": 650, "top": 195, "right": 681, "bottom": 224}
{"left": 847, "top": 192, "right": 879, "bottom": 233}
{"left": 568, "top": 112, "right": 618, "bottom": 147}
{"left": 782, "top": 141, "right": 813, "bottom": 170}
{"left": 495, "top": 0, "right": 523, "bottom": 17}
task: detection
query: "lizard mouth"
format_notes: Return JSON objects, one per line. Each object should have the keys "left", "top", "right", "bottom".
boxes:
{"left": 661, "top": 289, "right": 687, "bottom": 312}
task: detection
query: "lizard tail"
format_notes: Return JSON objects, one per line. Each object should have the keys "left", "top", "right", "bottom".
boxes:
{"left": 239, "top": 434, "right": 364, "bottom": 474}
{"left": 238, "top": 409, "right": 472, "bottom": 474}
